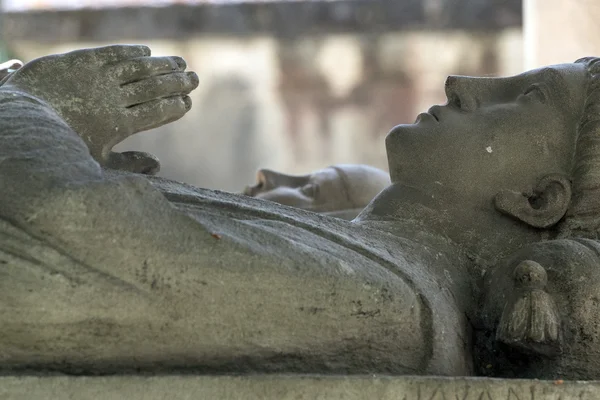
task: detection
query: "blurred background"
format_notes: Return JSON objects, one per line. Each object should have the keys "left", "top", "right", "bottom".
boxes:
{"left": 0, "top": 0, "right": 598, "bottom": 191}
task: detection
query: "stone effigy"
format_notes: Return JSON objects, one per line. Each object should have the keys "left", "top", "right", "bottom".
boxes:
{"left": 242, "top": 164, "right": 390, "bottom": 219}
{"left": 2, "top": 45, "right": 600, "bottom": 397}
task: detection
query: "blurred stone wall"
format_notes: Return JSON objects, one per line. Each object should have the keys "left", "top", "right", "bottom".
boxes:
{"left": 5, "top": 1, "right": 523, "bottom": 192}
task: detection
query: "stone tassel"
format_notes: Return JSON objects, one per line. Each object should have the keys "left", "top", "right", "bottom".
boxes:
{"left": 496, "top": 260, "right": 562, "bottom": 357}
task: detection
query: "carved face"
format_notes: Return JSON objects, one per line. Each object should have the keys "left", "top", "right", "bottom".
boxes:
{"left": 244, "top": 165, "right": 390, "bottom": 212}
{"left": 244, "top": 167, "right": 347, "bottom": 211}
{"left": 386, "top": 64, "right": 589, "bottom": 202}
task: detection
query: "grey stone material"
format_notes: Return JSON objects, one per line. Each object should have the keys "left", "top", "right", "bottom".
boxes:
{"left": 2, "top": 45, "right": 600, "bottom": 386}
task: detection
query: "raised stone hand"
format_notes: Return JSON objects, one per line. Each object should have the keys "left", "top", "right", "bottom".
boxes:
{"left": 1, "top": 45, "right": 199, "bottom": 172}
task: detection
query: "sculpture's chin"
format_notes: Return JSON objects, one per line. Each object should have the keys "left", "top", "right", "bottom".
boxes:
{"left": 387, "top": 123, "right": 414, "bottom": 135}
{"left": 384, "top": 125, "right": 414, "bottom": 175}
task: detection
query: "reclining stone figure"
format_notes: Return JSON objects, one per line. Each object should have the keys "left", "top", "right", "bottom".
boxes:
{"left": 2, "top": 45, "right": 600, "bottom": 380}
{"left": 243, "top": 164, "right": 391, "bottom": 219}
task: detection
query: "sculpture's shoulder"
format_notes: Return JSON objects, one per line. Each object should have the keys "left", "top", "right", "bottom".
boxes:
{"left": 478, "top": 238, "right": 600, "bottom": 380}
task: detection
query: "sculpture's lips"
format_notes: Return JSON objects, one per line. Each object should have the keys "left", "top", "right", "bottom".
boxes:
{"left": 414, "top": 106, "right": 441, "bottom": 123}
{"left": 414, "top": 112, "right": 436, "bottom": 123}
{"left": 427, "top": 106, "right": 441, "bottom": 122}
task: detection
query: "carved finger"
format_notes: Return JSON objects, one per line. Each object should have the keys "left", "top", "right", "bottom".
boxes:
{"left": 120, "top": 71, "right": 198, "bottom": 107}
{"left": 68, "top": 45, "right": 152, "bottom": 65}
{"left": 112, "top": 56, "right": 187, "bottom": 85}
{"left": 124, "top": 95, "right": 192, "bottom": 133}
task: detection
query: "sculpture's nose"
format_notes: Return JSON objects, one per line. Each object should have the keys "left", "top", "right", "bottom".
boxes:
{"left": 445, "top": 75, "right": 480, "bottom": 112}
{"left": 257, "top": 169, "right": 280, "bottom": 191}
{"left": 245, "top": 169, "right": 311, "bottom": 196}
{"left": 243, "top": 168, "right": 314, "bottom": 197}
{"left": 242, "top": 169, "right": 271, "bottom": 196}
{"left": 242, "top": 169, "right": 272, "bottom": 196}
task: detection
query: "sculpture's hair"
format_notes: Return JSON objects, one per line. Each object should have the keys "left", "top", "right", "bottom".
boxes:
{"left": 559, "top": 57, "right": 600, "bottom": 238}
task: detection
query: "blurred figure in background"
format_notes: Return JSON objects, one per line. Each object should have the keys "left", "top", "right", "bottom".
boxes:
{"left": 244, "top": 164, "right": 390, "bottom": 220}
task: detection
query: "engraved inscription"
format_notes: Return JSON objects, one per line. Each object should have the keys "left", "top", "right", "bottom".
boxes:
{"left": 404, "top": 382, "right": 588, "bottom": 400}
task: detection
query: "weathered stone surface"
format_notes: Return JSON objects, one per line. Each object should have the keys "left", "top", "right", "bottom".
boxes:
{"left": 0, "top": 375, "right": 597, "bottom": 400}
{"left": 3, "top": 45, "right": 600, "bottom": 383}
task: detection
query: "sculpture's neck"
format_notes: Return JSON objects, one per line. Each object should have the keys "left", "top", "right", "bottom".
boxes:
{"left": 354, "top": 183, "right": 547, "bottom": 267}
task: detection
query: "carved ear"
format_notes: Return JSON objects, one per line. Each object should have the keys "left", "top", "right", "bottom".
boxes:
{"left": 494, "top": 174, "right": 572, "bottom": 228}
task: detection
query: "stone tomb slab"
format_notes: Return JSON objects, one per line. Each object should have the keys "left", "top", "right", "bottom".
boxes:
{"left": 0, "top": 375, "right": 598, "bottom": 399}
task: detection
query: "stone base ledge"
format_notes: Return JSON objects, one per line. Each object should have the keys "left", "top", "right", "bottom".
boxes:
{"left": 0, "top": 375, "right": 598, "bottom": 399}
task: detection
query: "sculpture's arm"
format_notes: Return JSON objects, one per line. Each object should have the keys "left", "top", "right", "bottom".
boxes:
{"left": 0, "top": 45, "right": 208, "bottom": 251}
{"left": 0, "top": 88, "right": 104, "bottom": 210}
{"left": 0, "top": 87, "right": 216, "bottom": 262}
